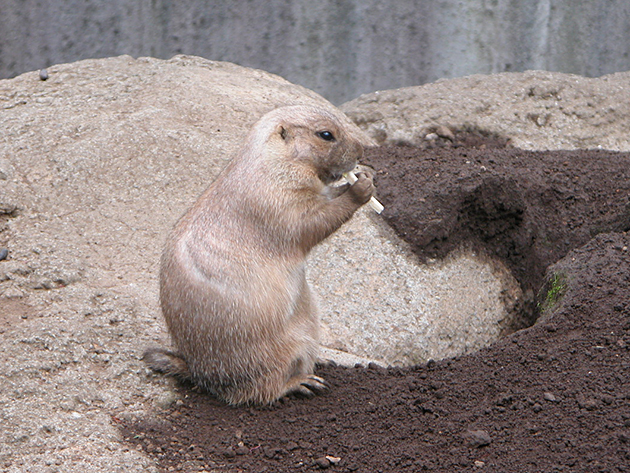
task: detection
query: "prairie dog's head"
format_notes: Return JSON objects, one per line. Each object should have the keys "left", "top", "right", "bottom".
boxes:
{"left": 246, "top": 105, "right": 364, "bottom": 185}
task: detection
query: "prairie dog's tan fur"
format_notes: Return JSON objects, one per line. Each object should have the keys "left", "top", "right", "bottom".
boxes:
{"left": 144, "top": 105, "right": 374, "bottom": 405}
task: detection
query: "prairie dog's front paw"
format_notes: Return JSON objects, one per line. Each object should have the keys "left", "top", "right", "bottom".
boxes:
{"left": 348, "top": 172, "right": 375, "bottom": 206}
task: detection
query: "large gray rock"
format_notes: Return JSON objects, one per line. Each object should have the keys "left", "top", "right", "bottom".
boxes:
{"left": 342, "top": 70, "right": 630, "bottom": 151}
{"left": 312, "top": 213, "right": 521, "bottom": 366}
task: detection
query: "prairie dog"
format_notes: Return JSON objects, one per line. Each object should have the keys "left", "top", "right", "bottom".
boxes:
{"left": 144, "top": 105, "right": 374, "bottom": 405}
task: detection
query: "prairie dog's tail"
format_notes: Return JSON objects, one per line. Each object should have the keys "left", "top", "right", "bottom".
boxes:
{"left": 143, "top": 348, "right": 191, "bottom": 381}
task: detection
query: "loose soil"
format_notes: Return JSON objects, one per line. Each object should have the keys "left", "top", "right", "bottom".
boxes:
{"left": 120, "top": 134, "right": 630, "bottom": 472}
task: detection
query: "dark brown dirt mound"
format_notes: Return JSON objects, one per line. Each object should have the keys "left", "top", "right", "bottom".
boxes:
{"left": 363, "top": 144, "right": 630, "bottom": 327}
{"left": 120, "top": 143, "right": 630, "bottom": 472}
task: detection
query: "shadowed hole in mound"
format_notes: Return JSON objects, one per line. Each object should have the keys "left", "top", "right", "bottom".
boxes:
{"left": 362, "top": 129, "right": 630, "bottom": 333}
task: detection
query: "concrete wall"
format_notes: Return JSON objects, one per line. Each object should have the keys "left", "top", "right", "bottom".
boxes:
{"left": 1, "top": 0, "right": 629, "bottom": 104}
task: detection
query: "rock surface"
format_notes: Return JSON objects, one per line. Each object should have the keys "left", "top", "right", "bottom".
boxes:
{"left": 313, "top": 216, "right": 520, "bottom": 365}
{"left": 342, "top": 70, "right": 630, "bottom": 151}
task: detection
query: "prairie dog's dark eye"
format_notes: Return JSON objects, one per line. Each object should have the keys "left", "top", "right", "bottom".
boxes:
{"left": 316, "top": 130, "right": 336, "bottom": 142}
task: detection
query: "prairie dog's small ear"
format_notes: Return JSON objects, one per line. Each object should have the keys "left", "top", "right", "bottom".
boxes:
{"left": 279, "top": 126, "right": 288, "bottom": 140}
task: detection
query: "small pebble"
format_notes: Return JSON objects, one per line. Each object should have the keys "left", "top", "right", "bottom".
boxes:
{"left": 0, "top": 248, "right": 7, "bottom": 261}
{"left": 39, "top": 69, "right": 49, "bottom": 81}
{"left": 235, "top": 445, "right": 249, "bottom": 455}
{"left": 578, "top": 397, "right": 599, "bottom": 410}
{"left": 464, "top": 429, "right": 492, "bottom": 448}
{"left": 435, "top": 125, "right": 455, "bottom": 141}
{"left": 315, "top": 456, "right": 331, "bottom": 469}
{"left": 222, "top": 447, "right": 236, "bottom": 458}
{"left": 543, "top": 392, "right": 557, "bottom": 402}
{"left": 326, "top": 455, "right": 341, "bottom": 464}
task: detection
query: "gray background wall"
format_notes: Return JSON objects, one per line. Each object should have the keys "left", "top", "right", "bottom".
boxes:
{"left": 1, "top": 0, "right": 629, "bottom": 104}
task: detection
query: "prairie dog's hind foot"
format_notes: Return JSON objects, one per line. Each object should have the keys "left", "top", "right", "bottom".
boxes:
{"left": 283, "top": 374, "right": 328, "bottom": 399}
{"left": 143, "top": 348, "right": 191, "bottom": 383}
